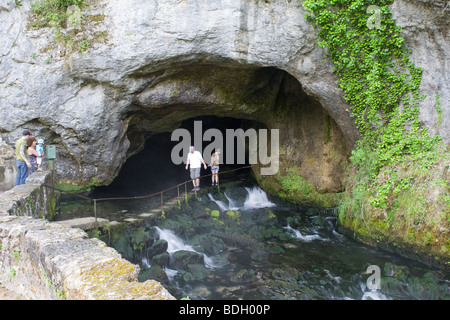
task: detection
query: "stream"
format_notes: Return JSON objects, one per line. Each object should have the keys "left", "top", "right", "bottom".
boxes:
{"left": 55, "top": 182, "right": 449, "bottom": 300}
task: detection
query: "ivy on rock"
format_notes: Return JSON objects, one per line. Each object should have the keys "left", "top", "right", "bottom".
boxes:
{"left": 302, "top": 0, "right": 445, "bottom": 210}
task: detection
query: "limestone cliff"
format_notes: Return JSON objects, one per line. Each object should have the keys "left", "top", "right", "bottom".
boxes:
{"left": 0, "top": 0, "right": 448, "bottom": 197}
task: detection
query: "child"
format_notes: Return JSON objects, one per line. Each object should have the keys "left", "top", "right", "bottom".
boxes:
{"left": 210, "top": 148, "right": 221, "bottom": 186}
{"left": 36, "top": 139, "right": 45, "bottom": 171}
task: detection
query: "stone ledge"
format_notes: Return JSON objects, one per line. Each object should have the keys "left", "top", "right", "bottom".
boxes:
{"left": 0, "top": 183, "right": 40, "bottom": 215}
{"left": 0, "top": 170, "right": 55, "bottom": 218}
{"left": 55, "top": 217, "right": 110, "bottom": 231}
{"left": 0, "top": 174, "right": 175, "bottom": 300}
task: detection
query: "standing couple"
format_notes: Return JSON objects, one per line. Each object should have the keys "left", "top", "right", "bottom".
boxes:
{"left": 15, "top": 130, "right": 45, "bottom": 186}
{"left": 185, "top": 146, "right": 221, "bottom": 191}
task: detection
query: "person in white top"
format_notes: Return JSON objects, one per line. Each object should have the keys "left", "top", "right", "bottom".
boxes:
{"left": 185, "top": 146, "right": 207, "bottom": 191}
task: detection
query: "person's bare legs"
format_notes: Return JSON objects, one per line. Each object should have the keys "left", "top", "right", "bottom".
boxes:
{"left": 212, "top": 172, "right": 218, "bottom": 185}
{"left": 195, "top": 178, "right": 200, "bottom": 190}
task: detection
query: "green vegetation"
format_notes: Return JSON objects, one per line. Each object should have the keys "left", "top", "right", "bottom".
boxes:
{"left": 55, "top": 177, "right": 96, "bottom": 193}
{"left": 279, "top": 167, "right": 343, "bottom": 207}
{"left": 28, "top": 0, "right": 108, "bottom": 66}
{"left": 302, "top": 0, "right": 449, "bottom": 265}
{"left": 258, "top": 167, "right": 343, "bottom": 207}
{"left": 28, "top": 0, "right": 89, "bottom": 62}
{"left": 9, "top": 268, "right": 16, "bottom": 279}
{"left": 435, "top": 94, "right": 442, "bottom": 128}
{"left": 226, "top": 209, "right": 241, "bottom": 224}
{"left": 302, "top": 0, "right": 442, "bottom": 172}
{"left": 13, "top": 250, "right": 21, "bottom": 262}
{"left": 28, "top": 0, "right": 85, "bottom": 29}
{"left": 42, "top": 268, "right": 66, "bottom": 300}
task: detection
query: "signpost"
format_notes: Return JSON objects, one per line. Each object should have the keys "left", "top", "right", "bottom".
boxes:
{"left": 46, "top": 145, "right": 56, "bottom": 183}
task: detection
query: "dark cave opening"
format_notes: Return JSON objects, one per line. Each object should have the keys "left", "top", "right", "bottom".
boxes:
{"left": 92, "top": 116, "right": 263, "bottom": 197}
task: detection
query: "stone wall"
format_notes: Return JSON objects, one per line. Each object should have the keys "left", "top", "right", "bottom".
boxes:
{"left": 0, "top": 171, "right": 174, "bottom": 299}
{"left": 0, "top": 138, "right": 15, "bottom": 192}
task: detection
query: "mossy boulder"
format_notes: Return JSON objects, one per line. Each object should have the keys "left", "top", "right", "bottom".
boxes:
{"left": 111, "top": 236, "right": 133, "bottom": 262}
{"left": 182, "top": 264, "right": 210, "bottom": 282}
{"left": 138, "top": 265, "right": 169, "bottom": 284}
{"left": 131, "top": 227, "right": 153, "bottom": 252}
{"left": 151, "top": 252, "right": 170, "bottom": 267}
{"left": 271, "top": 267, "right": 304, "bottom": 282}
{"left": 406, "top": 272, "right": 449, "bottom": 300}
{"left": 230, "top": 269, "right": 257, "bottom": 283}
{"left": 170, "top": 250, "right": 205, "bottom": 271}
{"left": 190, "top": 234, "right": 227, "bottom": 256}
{"left": 147, "top": 239, "right": 168, "bottom": 259}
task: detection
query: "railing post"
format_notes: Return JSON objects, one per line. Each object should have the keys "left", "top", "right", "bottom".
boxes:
{"left": 93, "top": 199, "right": 98, "bottom": 230}
{"left": 45, "top": 166, "right": 252, "bottom": 224}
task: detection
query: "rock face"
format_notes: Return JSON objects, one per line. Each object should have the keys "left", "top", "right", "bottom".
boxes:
{"left": 0, "top": 0, "right": 448, "bottom": 193}
{"left": 391, "top": 0, "right": 450, "bottom": 139}
{"left": 0, "top": 138, "right": 16, "bottom": 192}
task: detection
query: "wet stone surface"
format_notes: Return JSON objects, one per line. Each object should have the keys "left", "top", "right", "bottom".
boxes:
{"left": 58, "top": 182, "right": 450, "bottom": 300}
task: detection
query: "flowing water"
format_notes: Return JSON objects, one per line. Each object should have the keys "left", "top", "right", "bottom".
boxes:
{"left": 56, "top": 182, "right": 449, "bottom": 300}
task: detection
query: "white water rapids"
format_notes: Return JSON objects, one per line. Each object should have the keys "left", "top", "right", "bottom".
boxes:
{"left": 154, "top": 226, "right": 216, "bottom": 269}
{"left": 138, "top": 186, "right": 438, "bottom": 300}
{"left": 283, "top": 224, "right": 327, "bottom": 242}
{"left": 150, "top": 187, "right": 277, "bottom": 271}
{"left": 151, "top": 187, "right": 325, "bottom": 272}
{"left": 207, "top": 186, "right": 276, "bottom": 211}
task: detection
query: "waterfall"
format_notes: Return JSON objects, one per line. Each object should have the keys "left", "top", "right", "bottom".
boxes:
{"left": 243, "top": 186, "right": 275, "bottom": 209}
{"left": 208, "top": 192, "right": 242, "bottom": 211}
{"left": 207, "top": 194, "right": 229, "bottom": 211}
{"left": 208, "top": 186, "right": 275, "bottom": 212}
{"left": 154, "top": 227, "right": 216, "bottom": 268}
{"left": 224, "top": 192, "right": 240, "bottom": 211}
{"left": 284, "top": 224, "right": 326, "bottom": 242}
{"left": 155, "top": 227, "right": 196, "bottom": 253}
{"left": 360, "top": 283, "right": 391, "bottom": 300}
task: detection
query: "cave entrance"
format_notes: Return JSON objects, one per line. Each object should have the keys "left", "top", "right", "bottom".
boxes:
{"left": 92, "top": 65, "right": 351, "bottom": 199}
{"left": 92, "top": 116, "right": 264, "bottom": 197}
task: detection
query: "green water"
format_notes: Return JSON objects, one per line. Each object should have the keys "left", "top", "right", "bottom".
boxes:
{"left": 56, "top": 183, "right": 449, "bottom": 300}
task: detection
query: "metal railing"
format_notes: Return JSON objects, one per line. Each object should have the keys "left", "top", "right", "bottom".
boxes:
{"left": 42, "top": 165, "right": 252, "bottom": 227}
